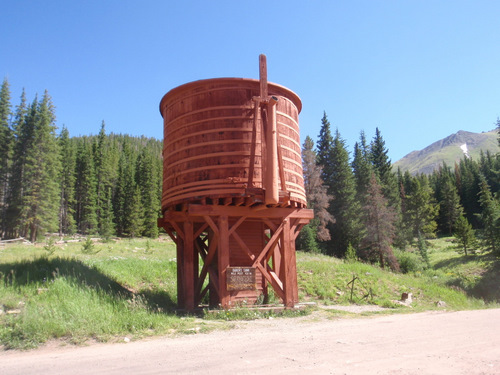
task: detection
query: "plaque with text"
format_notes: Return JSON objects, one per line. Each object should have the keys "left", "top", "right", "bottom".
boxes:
{"left": 227, "top": 267, "right": 256, "bottom": 291}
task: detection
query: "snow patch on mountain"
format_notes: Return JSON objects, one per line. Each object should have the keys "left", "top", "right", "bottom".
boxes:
{"left": 460, "top": 143, "right": 471, "bottom": 158}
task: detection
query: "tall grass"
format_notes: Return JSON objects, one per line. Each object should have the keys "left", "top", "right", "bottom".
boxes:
{"left": 1, "top": 235, "right": 497, "bottom": 350}
{"left": 296, "top": 244, "right": 492, "bottom": 311}
{"left": 0, "top": 238, "right": 199, "bottom": 349}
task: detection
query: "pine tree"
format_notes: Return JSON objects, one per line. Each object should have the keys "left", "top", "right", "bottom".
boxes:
{"left": 402, "top": 175, "right": 439, "bottom": 240}
{"left": 457, "top": 157, "right": 482, "bottom": 227}
{"left": 479, "top": 150, "right": 499, "bottom": 196}
{"left": 351, "top": 131, "right": 372, "bottom": 206}
{"left": 453, "top": 215, "right": 476, "bottom": 256}
{"left": 438, "top": 179, "right": 464, "bottom": 235}
{"left": 99, "top": 187, "right": 115, "bottom": 239}
{"left": 359, "top": 173, "right": 399, "bottom": 271}
{"left": 476, "top": 177, "right": 500, "bottom": 254}
{"left": 369, "top": 127, "right": 400, "bottom": 209}
{"left": 323, "top": 129, "right": 362, "bottom": 257}
{"left": 316, "top": 112, "right": 334, "bottom": 184}
{"left": 295, "top": 224, "right": 320, "bottom": 253}
{"left": 136, "top": 146, "right": 160, "bottom": 238}
{"left": 74, "top": 138, "right": 98, "bottom": 234}
{"left": 93, "top": 121, "right": 116, "bottom": 236}
{"left": 370, "top": 127, "right": 391, "bottom": 180}
{"left": 18, "top": 91, "right": 61, "bottom": 241}
{"left": 58, "top": 126, "right": 76, "bottom": 235}
{"left": 113, "top": 141, "right": 138, "bottom": 236}
{"left": 0, "top": 78, "right": 12, "bottom": 236}
{"left": 5, "top": 91, "right": 31, "bottom": 237}
{"left": 127, "top": 184, "right": 145, "bottom": 237}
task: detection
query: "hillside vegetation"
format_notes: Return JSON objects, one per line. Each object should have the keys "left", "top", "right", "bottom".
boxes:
{"left": 393, "top": 129, "right": 499, "bottom": 175}
{"left": 1, "top": 237, "right": 497, "bottom": 350}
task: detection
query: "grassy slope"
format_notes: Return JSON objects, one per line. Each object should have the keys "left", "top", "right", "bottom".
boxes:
{"left": 0, "top": 236, "right": 498, "bottom": 349}
{"left": 394, "top": 130, "right": 499, "bottom": 175}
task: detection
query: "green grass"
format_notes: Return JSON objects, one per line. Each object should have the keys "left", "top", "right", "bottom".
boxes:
{"left": 0, "top": 237, "right": 199, "bottom": 349}
{"left": 1, "top": 235, "right": 498, "bottom": 350}
{"left": 427, "top": 237, "right": 500, "bottom": 303}
{"left": 296, "top": 251, "right": 488, "bottom": 311}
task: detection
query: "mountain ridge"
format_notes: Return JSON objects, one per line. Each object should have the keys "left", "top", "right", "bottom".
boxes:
{"left": 393, "top": 129, "right": 499, "bottom": 175}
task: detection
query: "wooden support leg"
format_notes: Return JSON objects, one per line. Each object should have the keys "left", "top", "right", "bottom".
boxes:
{"left": 282, "top": 219, "right": 295, "bottom": 308}
{"left": 218, "top": 215, "right": 230, "bottom": 308}
{"left": 176, "top": 235, "right": 185, "bottom": 310}
{"left": 183, "top": 220, "right": 195, "bottom": 311}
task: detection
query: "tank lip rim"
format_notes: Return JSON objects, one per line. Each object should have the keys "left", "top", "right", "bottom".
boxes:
{"left": 159, "top": 77, "right": 302, "bottom": 115}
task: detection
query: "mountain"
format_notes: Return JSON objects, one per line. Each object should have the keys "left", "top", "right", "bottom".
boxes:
{"left": 393, "top": 130, "right": 499, "bottom": 175}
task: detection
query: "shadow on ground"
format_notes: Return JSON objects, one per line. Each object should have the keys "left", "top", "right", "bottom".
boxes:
{"left": 434, "top": 252, "right": 500, "bottom": 303}
{"left": 0, "top": 256, "right": 177, "bottom": 312}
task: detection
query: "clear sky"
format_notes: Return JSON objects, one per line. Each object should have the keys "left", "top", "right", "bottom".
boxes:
{"left": 1, "top": 1, "right": 499, "bottom": 161}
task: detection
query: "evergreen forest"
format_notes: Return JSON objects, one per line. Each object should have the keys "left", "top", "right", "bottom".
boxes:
{"left": 0, "top": 80, "right": 162, "bottom": 242}
{"left": 299, "top": 112, "right": 500, "bottom": 267}
{"left": 1, "top": 79, "right": 500, "bottom": 268}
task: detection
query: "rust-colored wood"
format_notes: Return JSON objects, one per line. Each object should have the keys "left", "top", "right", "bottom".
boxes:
{"left": 218, "top": 215, "right": 230, "bottom": 308}
{"left": 259, "top": 54, "right": 268, "bottom": 99}
{"left": 158, "top": 56, "right": 312, "bottom": 311}
{"left": 183, "top": 220, "right": 195, "bottom": 311}
{"left": 265, "top": 99, "right": 279, "bottom": 205}
{"left": 159, "top": 77, "right": 304, "bottom": 211}
{"left": 159, "top": 204, "right": 312, "bottom": 311}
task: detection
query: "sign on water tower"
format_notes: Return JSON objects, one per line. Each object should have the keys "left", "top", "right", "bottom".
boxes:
{"left": 227, "top": 267, "right": 256, "bottom": 291}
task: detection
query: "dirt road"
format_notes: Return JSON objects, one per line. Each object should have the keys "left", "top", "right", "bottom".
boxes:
{"left": 1, "top": 309, "right": 499, "bottom": 375}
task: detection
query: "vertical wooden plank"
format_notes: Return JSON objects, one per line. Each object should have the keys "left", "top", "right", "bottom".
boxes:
{"left": 218, "top": 215, "right": 230, "bottom": 308}
{"left": 265, "top": 102, "right": 279, "bottom": 205}
{"left": 208, "top": 230, "right": 219, "bottom": 308}
{"left": 259, "top": 54, "right": 268, "bottom": 99}
{"left": 176, "top": 232, "right": 185, "bottom": 309}
{"left": 273, "top": 239, "right": 282, "bottom": 279}
{"left": 289, "top": 222, "right": 299, "bottom": 304}
{"left": 183, "top": 220, "right": 195, "bottom": 311}
{"left": 282, "top": 219, "right": 295, "bottom": 308}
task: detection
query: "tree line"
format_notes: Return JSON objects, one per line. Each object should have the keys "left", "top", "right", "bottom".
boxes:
{"left": 2, "top": 78, "right": 499, "bottom": 265}
{"left": 299, "top": 112, "right": 500, "bottom": 269}
{"left": 0, "top": 79, "right": 162, "bottom": 242}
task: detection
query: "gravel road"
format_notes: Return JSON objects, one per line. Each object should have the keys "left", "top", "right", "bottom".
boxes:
{"left": 1, "top": 308, "right": 499, "bottom": 375}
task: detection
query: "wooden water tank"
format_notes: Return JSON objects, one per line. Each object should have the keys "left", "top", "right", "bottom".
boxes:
{"left": 159, "top": 78, "right": 306, "bottom": 212}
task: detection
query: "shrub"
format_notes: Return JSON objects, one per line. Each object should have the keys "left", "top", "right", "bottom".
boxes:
{"left": 394, "top": 249, "right": 427, "bottom": 274}
{"left": 296, "top": 224, "right": 320, "bottom": 253}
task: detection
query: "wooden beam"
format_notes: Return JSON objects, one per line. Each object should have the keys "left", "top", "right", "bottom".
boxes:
{"left": 195, "top": 225, "right": 219, "bottom": 299}
{"left": 254, "top": 262, "right": 285, "bottom": 301}
{"left": 282, "top": 219, "right": 295, "bottom": 308}
{"left": 183, "top": 220, "right": 195, "bottom": 311}
{"left": 218, "top": 215, "right": 230, "bottom": 308}
{"left": 188, "top": 205, "right": 314, "bottom": 219}
{"left": 203, "top": 215, "right": 219, "bottom": 237}
{"left": 170, "top": 221, "right": 185, "bottom": 242}
{"left": 276, "top": 137, "right": 287, "bottom": 193}
{"left": 231, "top": 231, "right": 256, "bottom": 262}
{"left": 247, "top": 100, "right": 259, "bottom": 188}
{"left": 194, "top": 223, "right": 209, "bottom": 239}
{"left": 259, "top": 54, "right": 268, "bottom": 99}
{"left": 228, "top": 216, "right": 247, "bottom": 236}
{"left": 164, "top": 228, "right": 178, "bottom": 244}
{"left": 252, "top": 220, "right": 285, "bottom": 267}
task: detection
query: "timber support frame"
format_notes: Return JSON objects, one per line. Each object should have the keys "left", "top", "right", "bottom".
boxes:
{"left": 159, "top": 204, "right": 313, "bottom": 311}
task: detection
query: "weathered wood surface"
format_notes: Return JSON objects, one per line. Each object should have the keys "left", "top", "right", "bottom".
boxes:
{"left": 159, "top": 78, "right": 305, "bottom": 211}
{"left": 159, "top": 205, "right": 312, "bottom": 310}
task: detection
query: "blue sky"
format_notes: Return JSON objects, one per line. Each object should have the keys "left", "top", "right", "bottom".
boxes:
{"left": 1, "top": 1, "right": 499, "bottom": 161}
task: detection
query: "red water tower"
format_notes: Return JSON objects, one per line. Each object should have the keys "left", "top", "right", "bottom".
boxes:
{"left": 158, "top": 55, "right": 313, "bottom": 311}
